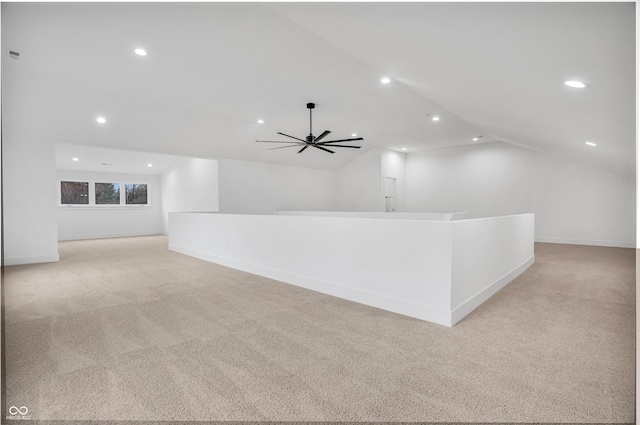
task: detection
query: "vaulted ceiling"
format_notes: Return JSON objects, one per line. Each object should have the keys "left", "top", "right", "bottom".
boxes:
{"left": 2, "top": 2, "right": 635, "bottom": 175}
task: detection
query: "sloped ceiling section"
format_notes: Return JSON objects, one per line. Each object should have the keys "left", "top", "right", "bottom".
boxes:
{"left": 2, "top": 2, "right": 635, "bottom": 175}
{"left": 55, "top": 144, "right": 183, "bottom": 175}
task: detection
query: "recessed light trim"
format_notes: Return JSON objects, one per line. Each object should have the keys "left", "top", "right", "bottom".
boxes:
{"left": 96, "top": 117, "right": 106, "bottom": 124}
{"left": 134, "top": 48, "right": 147, "bottom": 56}
{"left": 564, "top": 80, "right": 587, "bottom": 89}
{"left": 381, "top": 77, "right": 391, "bottom": 84}
{"left": 585, "top": 141, "right": 597, "bottom": 147}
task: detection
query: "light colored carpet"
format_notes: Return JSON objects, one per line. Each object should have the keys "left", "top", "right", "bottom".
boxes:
{"left": 2, "top": 235, "right": 635, "bottom": 422}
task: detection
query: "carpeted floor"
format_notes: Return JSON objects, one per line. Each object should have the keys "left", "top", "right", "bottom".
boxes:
{"left": 2, "top": 235, "right": 635, "bottom": 422}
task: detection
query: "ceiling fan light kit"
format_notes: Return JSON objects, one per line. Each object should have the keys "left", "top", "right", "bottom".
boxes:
{"left": 256, "top": 103, "right": 363, "bottom": 154}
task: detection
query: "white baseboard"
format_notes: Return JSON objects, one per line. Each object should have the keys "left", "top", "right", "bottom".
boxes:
{"left": 3, "top": 253, "right": 60, "bottom": 266}
{"left": 58, "top": 231, "right": 165, "bottom": 241}
{"left": 535, "top": 237, "right": 635, "bottom": 249}
{"left": 169, "top": 244, "right": 452, "bottom": 327}
{"left": 450, "top": 255, "right": 535, "bottom": 326}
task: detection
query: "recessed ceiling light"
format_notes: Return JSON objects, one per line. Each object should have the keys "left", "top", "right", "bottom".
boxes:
{"left": 472, "top": 137, "right": 479, "bottom": 141}
{"left": 432, "top": 116, "right": 440, "bottom": 122}
{"left": 381, "top": 77, "right": 391, "bottom": 84}
{"left": 564, "top": 80, "right": 587, "bottom": 88}
{"left": 351, "top": 133, "right": 357, "bottom": 137}
{"left": 147, "top": 163, "right": 153, "bottom": 167}
{"left": 257, "top": 119, "right": 264, "bottom": 124}
{"left": 585, "top": 141, "right": 597, "bottom": 147}
{"left": 134, "top": 48, "right": 147, "bottom": 56}
{"left": 72, "top": 157, "right": 79, "bottom": 161}
{"left": 96, "top": 117, "right": 106, "bottom": 124}
{"left": 402, "top": 148, "right": 407, "bottom": 151}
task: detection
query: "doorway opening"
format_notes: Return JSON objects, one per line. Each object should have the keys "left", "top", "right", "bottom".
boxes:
{"left": 384, "top": 176, "right": 396, "bottom": 212}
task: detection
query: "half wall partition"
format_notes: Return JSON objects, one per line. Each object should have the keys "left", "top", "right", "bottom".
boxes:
{"left": 168, "top": 212, "right": 534, "bottom": 326}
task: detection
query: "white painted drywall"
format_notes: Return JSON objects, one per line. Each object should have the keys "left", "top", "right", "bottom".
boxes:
{"left": 450, "top": 214, "right": 535, "bottom": 323}
{"left": 217, "top": 158, "right": 336, "bottom": 214}
{"left": 635, "top": 7, "right": 639, "bottom": 421}
{"left": 160, "top": 157, "right": 219, "bottom": 233}
{"left": 381, "top": 149, "right": 407, "bottom": 212}
{"left": 57, "top": 170, "right": 164, "bottom": 241}
{"left": 334, "top": 148, "right": 406, "bottom": 212}
{"left": 335, "top": 148, "right": 384, "bottom": 211}
{"left": 3, "top": 139, "right": 60, "bottom": 265}
{"left": 275, "top": 211, "right": 463, "bottom": 220}
{"left": 636, "top": 6, "right": 640, "bottom": 417}
{"left": 407, "top": 142, "right": 635, "bottom": 247}
{"left": 0, "top": 109, "right": 2, "bottom": 388}
{"left": 168, "top": 212, "right": 534, "bottom": 326}
{"left": 170, "top": 212, "right": 453, "bottom": 325}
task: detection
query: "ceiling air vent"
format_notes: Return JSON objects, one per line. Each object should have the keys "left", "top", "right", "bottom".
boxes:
{"left": 8, "top": 50, "right": 20, "bottom": 60}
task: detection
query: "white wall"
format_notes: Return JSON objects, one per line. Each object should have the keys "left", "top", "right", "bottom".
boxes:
{"left": 3, "top": 139, "right": 60, "bottom": 265}
{"left": 275, "top": 211, "right": 457, "bottom": 220}
{"left": 57, "top": 170, "right": 164, "bottom": 241}
{"left": 161, "top": 157, "right": 219, "bottom": 233}
{"left": 169, "top": 212, "right": 534, "bottom": 326}
{"left": 407, "top": 141, "right": 635, "bottom": 247}
{"left": 382, "top": 149, "right": 407, "bottom": 212}
{"left": 450, "top": 214, "right": 535, "bottom": 323}
{"left": 636, "top": 5, "right": 639, "bottom": 416}
{"left": 334, "top": 148, "right": 406, "bottom": 212}
{"left": 2, "top": 136, "right": 635, "bottom": 265}
{"left": 217, "top": 158, "right": 336, "bottom": 214}
{"left": 335, "top": 148, "right": 384, "bottom": 211}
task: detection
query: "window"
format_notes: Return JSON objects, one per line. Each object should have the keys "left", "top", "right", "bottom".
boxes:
{"left": 95, "top": 183, "right": 120, "bottom": 205}
{"left": 60, "top": 181, "right": 89, "bottom": 204}
{"left": 125, "top": 183, "right": 148, "bottom": 205}
{"left": 59, "top": 180, "right": 149, "bottom": 207}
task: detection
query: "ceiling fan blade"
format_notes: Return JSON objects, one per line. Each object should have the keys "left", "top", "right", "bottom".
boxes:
{"left": 320, "top": 145, "right": 361, "bottom": 149}
{"left": 298, "top": 145, "right": 309, "bottom": 153}
{"left": 256, "top": 140, "right": 303, "bottom": 144}
{"left": 317, "top": 137, "right": 364, "bottom": 144}
{"left": 277, "top": 132, "right": 307, "bottom": 143}
{"left": 313, "top": 145, "right": 335, "bottom": 154}
{"left": 266, "top": 144, "right": 304, "bottom": 151}
{"left": 314, "top": 130, "right": 331, "bottom": 143}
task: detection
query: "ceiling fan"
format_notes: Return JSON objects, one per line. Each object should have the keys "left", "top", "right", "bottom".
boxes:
{"left": 256, "top": 103, "right": 363, "bottom": 154}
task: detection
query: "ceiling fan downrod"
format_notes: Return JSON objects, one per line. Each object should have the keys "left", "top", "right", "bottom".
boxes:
{"left": 307, "top": 102, "right": 315, "bottom": 142}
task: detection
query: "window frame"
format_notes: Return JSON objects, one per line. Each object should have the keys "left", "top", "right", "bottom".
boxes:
{"left": 58, "top": 179, "right": 151, "bottom": 208}
{"left": 59, "top": 180, "right": 91, "bottom": 206}
{"left": 94, "top": 182, "right": 122, "bottom": 206}
{"left": 124, "top": 183, "right": 149, "bottom": 206}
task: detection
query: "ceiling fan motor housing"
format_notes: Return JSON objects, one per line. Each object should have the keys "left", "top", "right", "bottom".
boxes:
{"left": 307, "top": 103, "right": 315, "bottom": 109}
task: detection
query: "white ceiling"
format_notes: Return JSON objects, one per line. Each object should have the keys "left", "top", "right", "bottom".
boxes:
{"left": 2, "top": 2, "right": 635, "bottom": 175}
{"left": 55, "top": 143, "right": 183, "bottom": 175}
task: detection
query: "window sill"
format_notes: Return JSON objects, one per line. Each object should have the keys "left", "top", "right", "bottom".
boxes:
{"left": 58, "top": 205, "right": 151, "bottom": 210}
